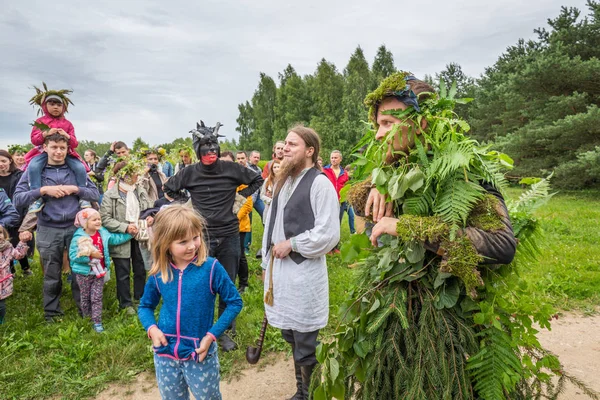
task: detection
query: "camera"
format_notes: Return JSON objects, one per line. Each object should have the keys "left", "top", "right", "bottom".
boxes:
{"left": 148, "top": 163, "right": 158, "bottom": 172}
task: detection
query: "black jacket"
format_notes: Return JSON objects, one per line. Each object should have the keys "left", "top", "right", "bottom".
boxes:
{"left": 164, "top": 160, "right": 263, "bottom": 238}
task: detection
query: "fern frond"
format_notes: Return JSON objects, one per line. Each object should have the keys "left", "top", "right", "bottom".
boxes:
{"left": 433, "top": 175, "right": 485, "bottom": 228}
{"left": 402, "top": 185, "right": 435, "bottom": 216}
{"left": 428, "top": 141, "right": 475, "bottom": 182}
{"left": 468, "top": 326, "right": 522, "bottom": 400}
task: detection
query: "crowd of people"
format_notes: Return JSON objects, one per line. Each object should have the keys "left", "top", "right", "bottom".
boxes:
{"left": 0, "top": 83, "right": 362, "bottom": 399}
{"left": 0, "top": 71, "right": 519, "bottom": 399}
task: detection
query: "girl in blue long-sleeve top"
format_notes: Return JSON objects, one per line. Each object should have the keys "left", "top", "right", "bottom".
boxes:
{"left": 138, "top": 204, "right": 242, "bottom": 400}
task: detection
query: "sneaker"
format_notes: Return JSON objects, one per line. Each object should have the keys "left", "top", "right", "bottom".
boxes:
{"left": 45, "top": 315, "right": 63, "bottom": 324}
{"left": 80, "top": 200, "right": 92, "bottom": 209}
{"left": 23, "top": 269, "right": 33, "bottom": 277}
{"left": 124, "top": 306, "right": 137, "bottom": 316}
{"left": 93, "top": 323, "right": 105, "bottom": 333}
{"left": 28, "top": 198, "right": 45, "bottom": 213}
{"left": 238, "top": 285, "right": 247, "bottom": 295}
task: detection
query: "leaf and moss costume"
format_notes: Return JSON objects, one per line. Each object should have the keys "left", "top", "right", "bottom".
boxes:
{"left": 313, "top": 73, "right": 598, "bottom": 400}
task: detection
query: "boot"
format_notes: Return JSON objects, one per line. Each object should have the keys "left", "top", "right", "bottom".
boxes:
{"left": 218, "top": 332, "right": 237, "bottom": 352}
{"left": 287, "top": 362, "right": 303, "bottom": 400}
{"left": 300, "top": 363, "right": 317, "bottom": 400}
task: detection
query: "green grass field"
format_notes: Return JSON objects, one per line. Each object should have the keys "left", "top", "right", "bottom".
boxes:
{"left": 0, "top": 190, "right": 598, "bottom": 399}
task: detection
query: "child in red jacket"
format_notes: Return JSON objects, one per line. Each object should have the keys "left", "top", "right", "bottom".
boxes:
{"left": 24, "top": 85, "right": 90, "bottom": 214}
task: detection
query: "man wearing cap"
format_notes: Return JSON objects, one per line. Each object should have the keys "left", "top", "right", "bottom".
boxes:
{"left": 164, "top": 121, "right": 263, "bottom": 351}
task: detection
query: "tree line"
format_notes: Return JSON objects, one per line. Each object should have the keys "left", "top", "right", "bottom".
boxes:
{"left": 237, "top": 2, "right": 600, "bottom": 189}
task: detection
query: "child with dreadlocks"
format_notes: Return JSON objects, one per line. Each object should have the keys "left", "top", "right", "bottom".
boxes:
{"left": 23, "top": 84, "right": 90, "bottom": 216}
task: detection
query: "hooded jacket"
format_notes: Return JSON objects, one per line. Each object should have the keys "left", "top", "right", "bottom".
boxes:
{"left": 24, "top": 101, "right": 88, "bottom": 171}
{"left": 0, "top": 190, "right": 20, "bottom": 229}
{"left": 138, "top": 257, "right": 243, "bottom": 361}
{"left": 323, "top": 165, "right": 349, "bottom": 201}
{"left": 69, "top": 227, "right": 132, "bottom": 276}
{"left": 13, "top": 163, "right": 100, "bottom": 228}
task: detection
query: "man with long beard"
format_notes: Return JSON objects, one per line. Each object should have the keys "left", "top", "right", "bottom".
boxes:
{"left": 261, "top": 125, "right": 340, "bottom": 400}
{"left": 164, "top": 121, "right": 263, "bottom": 351}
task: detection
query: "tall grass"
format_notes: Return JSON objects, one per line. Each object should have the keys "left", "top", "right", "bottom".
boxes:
{"left": 0, "top": 190, "right": 598, "bottom": 399}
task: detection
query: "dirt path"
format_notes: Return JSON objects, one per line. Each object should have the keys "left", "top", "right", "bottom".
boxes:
{"left": 95, "top": 313, "right": 600, "bottom": 400}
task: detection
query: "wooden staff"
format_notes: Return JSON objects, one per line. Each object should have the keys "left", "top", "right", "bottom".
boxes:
{"left": 246, "top": 314, "right": 268, "bottom": 364}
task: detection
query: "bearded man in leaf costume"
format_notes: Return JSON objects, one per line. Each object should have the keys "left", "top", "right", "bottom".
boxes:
{"left": 312, "top": 73, "right": 591, "bottom": 400}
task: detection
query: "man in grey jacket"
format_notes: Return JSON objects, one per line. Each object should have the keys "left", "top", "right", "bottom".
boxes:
{"left": 14, "top": 133, "right": 100, "bottom": 322}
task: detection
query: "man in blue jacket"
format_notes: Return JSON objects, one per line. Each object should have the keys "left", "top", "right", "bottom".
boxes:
{"left": 0, "top": 189, "right": 20, "bottom": 229}
{"left": 14, "top": 133, "right": 100, "bottom": 322}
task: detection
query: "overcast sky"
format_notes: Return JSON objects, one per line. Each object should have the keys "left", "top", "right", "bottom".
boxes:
{"left": 0, "top": 0, "right": 589, "bottom": 151}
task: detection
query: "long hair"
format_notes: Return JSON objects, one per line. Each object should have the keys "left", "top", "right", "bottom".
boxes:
{"left": 288, "top": 124, "right": 320, "bottom": 165}
{"left": 149, "top": 204, "right": 209, "bottom": 283}
{"left": 265, "top": 158, "right": 281, "bottom": 192}
{"left": 274, "top": 125, "right": 321, "bottom": 197}
{"left": 0, "top": 150, "right": 17, "bottom": 173}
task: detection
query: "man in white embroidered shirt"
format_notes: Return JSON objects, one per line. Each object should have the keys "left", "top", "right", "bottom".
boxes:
{"left": 261, "top": 124, "right": 340, "bottom": 400}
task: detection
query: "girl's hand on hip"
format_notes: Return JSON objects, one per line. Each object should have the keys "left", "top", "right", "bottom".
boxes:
{"left": 149, "top": 326, "right": 168, "bottom": 347}
{"left": 370, "top": 217, "right": 399, "bottom": 246}
{"left": 195, "top": 335, "right": 214, "bottom": 362}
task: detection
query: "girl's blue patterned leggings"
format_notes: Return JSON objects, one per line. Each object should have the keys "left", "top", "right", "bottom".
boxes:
{"left": 153, "top": 345, "right": 221, "bottom": 400}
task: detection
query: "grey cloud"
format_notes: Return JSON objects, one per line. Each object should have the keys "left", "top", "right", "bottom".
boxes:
{"left": 0, "top": 0, "right": 588, "bottom": 150}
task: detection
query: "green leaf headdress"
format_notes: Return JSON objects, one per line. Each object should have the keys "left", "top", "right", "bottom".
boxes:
{"left": 111, "top": 156, "right": 147, "bottom": 181}
{"left": 139, "top": 147, "right": 167, "bottom": 161}
{"left": 8, "top": 144, "right": 29, "bottom": 155}
{"left": 29, "top": 82, "right": 74, "bottom": 116}
{"left": 364, "top": 71, "right": 424, "bottom": 128}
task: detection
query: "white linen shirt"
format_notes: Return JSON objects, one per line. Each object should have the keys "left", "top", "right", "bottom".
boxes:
{"left": 261, "top": 169, "right": 340, "bottom": 332}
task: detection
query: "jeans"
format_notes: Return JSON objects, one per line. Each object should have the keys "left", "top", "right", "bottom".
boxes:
{"left": 153, "top": 343, "right": 221, "bottom": 400}
{"left": 339, "top": 202, "right": 356, "bottom": 234}
{"left": 253, "top": 197, "right": 265, "bottom": 221}
{"left": 112, "top": 239, "right": 146, "bottom": 308}
{"left": 28, "top": 153, "right": 88, "bottom": 189}
{"left": 208, "top": 234, "right": 240, "bottom": 319}
{"left": 36, "top": 225, "right": 81, "bottom": 318}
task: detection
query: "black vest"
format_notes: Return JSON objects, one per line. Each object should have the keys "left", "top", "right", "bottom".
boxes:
{"left": 265, "top": 167, "right": 322, "bottom": 264}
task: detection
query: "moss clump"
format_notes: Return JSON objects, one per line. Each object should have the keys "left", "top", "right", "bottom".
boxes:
{"left": 395, "top": 215, "right": 449, "bottom": 243}
{"left": 347, "top": 179, "right": 373, "bottom": 218}
{"left": 440, "top": 237, "right": 484, "bottom": 298}
{"left": 467, "top": 194, "right": 505, "bottom": 232}
{"left": 394, "top": 214, "right": 484, "bottom": 298}
{"left": 364, "top": 71, "right": 413, "bottom": 126}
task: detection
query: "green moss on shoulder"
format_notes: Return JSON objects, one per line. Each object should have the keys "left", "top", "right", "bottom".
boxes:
{"left": 467, "top": 194, "right": 505, "bottom": 232}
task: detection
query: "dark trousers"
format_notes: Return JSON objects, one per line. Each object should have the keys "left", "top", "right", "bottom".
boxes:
{"left": 281, "top": 329, "right": 320, "bottom": 366}
{"left": 209, "top": 233, "right": 240, "bottom": 319}
{"left": 36, "top": 225, "right": 81, "bottom": 318}
{"left": 238, "top": 232, "right": 249, "bottom": 287}
{"left": 112, "top": 239, "right": 146, "bottom": 309}
{"left": 0, "top": 298, "right": 5, "bottom": 323}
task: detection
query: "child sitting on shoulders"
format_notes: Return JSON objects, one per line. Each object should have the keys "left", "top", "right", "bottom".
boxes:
{"left": 0, "top": 227, "right": 29, "bottom": 324}
{"left": 24, "top": 84, "right": 90, "bottom": 214}
{"left": 138, "top": 204, "right": 242, "bottom": 399}
{"left": 69, "top": 209, "right": 131, "bottom": 333}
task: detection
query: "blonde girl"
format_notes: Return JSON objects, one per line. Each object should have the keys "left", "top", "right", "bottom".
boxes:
{"left": 138, "top": 204, "right": 242, "bottom": 400}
